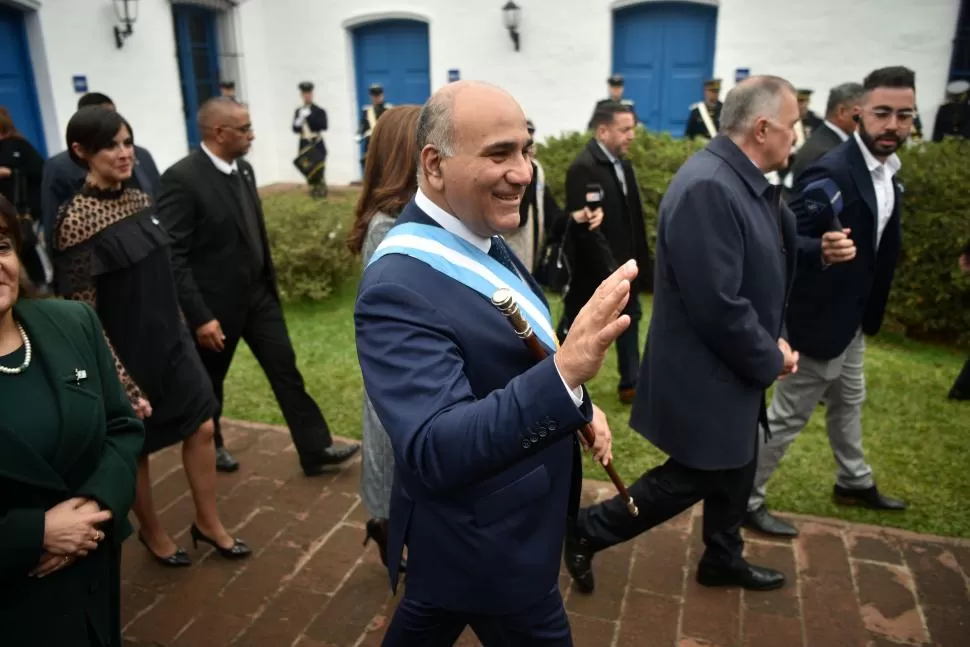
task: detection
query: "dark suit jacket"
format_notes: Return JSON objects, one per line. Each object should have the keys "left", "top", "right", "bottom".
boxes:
{"left": 156, "top": 149, "right": 279, "bottom": 333}
{"left": 562, "top": 139, "right": 652, "bottom": 312}
{"left": 785, "top": 137, "right": 902, "bottom": 360}
{"left": 0, "top": 298, "right": 143, "bottom": 646}
{"left": 790, "top": 122, "right": 845, "bottom": 182}
{"left": 40, "top": 147, "right": 161, "bottom": 246}
{"left": 354, "top": 201, "right": 592, "bottom": 614}
{"left": 632, "top": 135, "right": 797, "bottom": 471}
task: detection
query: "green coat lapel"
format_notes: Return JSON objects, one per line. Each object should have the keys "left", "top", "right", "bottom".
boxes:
{"left": 1, "top": 300, "right": 103, "bottom": 492}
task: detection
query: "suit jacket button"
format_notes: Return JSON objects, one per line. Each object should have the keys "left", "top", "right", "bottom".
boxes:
{"left": 521, "top": 439, "right": 530, "bottom": 449}
{"left": 546, "top": 421, "right": 558, "bottom": 432}
{"left": 538, "top": 430, "right": 547, "bottom": 438}
{"left": 530, "top": 433, "right": 539, "bottom": 443}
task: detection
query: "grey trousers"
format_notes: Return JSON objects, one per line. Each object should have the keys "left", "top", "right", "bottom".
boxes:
{"left": 359, "top": 391, "right": 395, "bottom": 519}
{"left": 748, "top": 329, "right": 874, "bottom": 512}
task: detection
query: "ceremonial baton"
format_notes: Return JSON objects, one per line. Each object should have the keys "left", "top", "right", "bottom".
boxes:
{"left": 491, "top": 288, "right": 639, "bottom": 517}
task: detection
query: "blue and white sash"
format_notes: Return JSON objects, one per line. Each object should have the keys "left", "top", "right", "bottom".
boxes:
{"left": 368, "top": 222, "right": 558, "bottom": 352}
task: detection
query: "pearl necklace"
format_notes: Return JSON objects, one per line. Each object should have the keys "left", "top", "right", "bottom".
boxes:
{"left": 0, "top": 323, "right": 32, "bottom": 375}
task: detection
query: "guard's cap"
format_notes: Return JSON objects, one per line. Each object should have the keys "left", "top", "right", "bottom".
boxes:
{"left": 704, "top": 78, "right": 721, "bottom": 91}
{"left": 797, "top": 88, "right": 814, "bottom": 99}
{"left": 369, "top": 83, "right": 384, "bottom": 95}
{"left": 946, "top": 79, "right": 970, "bottom": 95}
{"left": 608, "top": 74, "right": 624, "bottom": 86}
{"left": 219, "top": 80, "right": 235, "bottom": 89}
{"left": 298, "top": 81, "right": 314, "bottom": 92}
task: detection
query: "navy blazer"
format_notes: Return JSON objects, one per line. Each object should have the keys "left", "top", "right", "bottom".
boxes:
{"left": 785, "top": 137, "right": 902, "bottom": 360}
{"left": 354, "top": 201, "right": 592, "bottom": 614}
{"left": 632, "top": 135, "right": 797, "bottom": 471}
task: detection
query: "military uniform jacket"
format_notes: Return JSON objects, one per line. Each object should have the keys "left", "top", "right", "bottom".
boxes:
{"left": 685, "top": 101, "right": 722, "bottom": 139}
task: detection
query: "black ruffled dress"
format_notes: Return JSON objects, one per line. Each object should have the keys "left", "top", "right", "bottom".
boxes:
{"left": 53, "top": 184, "right": 216, "bottom": 454}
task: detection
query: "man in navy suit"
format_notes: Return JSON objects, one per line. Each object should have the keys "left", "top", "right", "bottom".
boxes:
{"left": 563, "top": 75, "right": 803, "bottom": 594}
{"left": 745, "top": 67, "right": 913, "bottom": 538}
{"left": 354, "top": 80, "right": 638, "bottom": 645}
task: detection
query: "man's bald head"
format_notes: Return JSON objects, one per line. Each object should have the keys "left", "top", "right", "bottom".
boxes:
{"left": 416, "top": 80, "right": 533, "bottom": 237}
{"left": 197, "top": 96, "right": 254, "bottom": 157}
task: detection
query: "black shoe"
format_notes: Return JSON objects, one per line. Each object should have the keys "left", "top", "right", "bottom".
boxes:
{"left": 744, "top": 505, "right": 799, "bottom": 537}
{"left": 364, "top": 518, "right": 407, "bottom": 573}
{"left": 563, "top": 527, "right": 596, "bottom": 593}
{"left": 215, "top": 447, "right": 239, "bottom": 473}
{"left": 138, "top": 532, "right": 192, "bottom": 567}
{"left": 696, "top": 562, "right": 785, "bottom": 591}
{"left": 301, "top": 443, "right": 361, "bottom": 476}
{"left": 190, "top": 523, "right": 252, "bottom": 559}
{"left": 832, "top": 484, "right": 906, "bottom": 510}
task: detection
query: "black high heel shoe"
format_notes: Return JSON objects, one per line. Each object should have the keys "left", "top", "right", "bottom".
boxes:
{"left": 190, "top": 523, "right": 252, "bottom": 559}
{"left": 138, "top": 532, "right": 192, "bottom": 567}
{"left": 364, "top": 518, "right": 406, "bottom": 573}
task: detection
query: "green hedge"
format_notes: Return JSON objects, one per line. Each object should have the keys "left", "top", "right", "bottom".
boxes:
{"left": 537, "top": 131, "right": 970, "bottom": 347}
{"left": 262, "top": 189, "right": 359, "bottom": 302}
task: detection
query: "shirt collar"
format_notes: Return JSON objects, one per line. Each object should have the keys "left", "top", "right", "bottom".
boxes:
{"left": 823, "top": 119, "right": 850, "bottom": 141}
{"left": 415, "top": 188, "right": 491, "bottom": 252}
{"left": 201, "top": 142, "right": 239, "bottom": 175}
{"left": 596, "top": 139, "right": 618, "bottom": 164}
{"left": 853, "top": 131, "right": 901, "bottom": 175}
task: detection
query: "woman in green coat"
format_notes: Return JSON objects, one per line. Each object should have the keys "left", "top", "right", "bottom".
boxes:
{"left": 0, "top": 192, "right": 144, "bottom": 646}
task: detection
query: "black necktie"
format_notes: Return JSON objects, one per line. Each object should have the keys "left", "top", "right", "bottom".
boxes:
{"left": 488, "top": 237, "right": 517, "bottom": 275}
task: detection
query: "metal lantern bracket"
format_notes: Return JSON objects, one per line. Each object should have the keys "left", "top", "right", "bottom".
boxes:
{"left": 502, "top": 1, "right": 521, "bottom": 51}
{"left": 114, "top": 0, "right": 139, "bottom": 49}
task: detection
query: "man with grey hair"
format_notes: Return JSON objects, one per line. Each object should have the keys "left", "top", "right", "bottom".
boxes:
{"left": 355, "top": 80, "right": 635, "bottom": 644}
{"left": 564, "top": 75, "right": 802, "bottom": 595}
{"left": 789, "top": 82, "right": 865, "bottom": 180}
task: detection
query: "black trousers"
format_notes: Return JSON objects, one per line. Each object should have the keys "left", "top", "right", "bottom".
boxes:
{"left": 382, "top": 586, "right": 572, "bottom": 647}
{"left": 557, "top": 294, "right": 641, "bottom": 391}
{"left": 196, "top": 280, "right": 333, "bottom": 460}
{"left": 576, "top": 438, "right": 758, "bottom": 571}
{"left": 949, "top": 357, "right": 970, "bottom": 398}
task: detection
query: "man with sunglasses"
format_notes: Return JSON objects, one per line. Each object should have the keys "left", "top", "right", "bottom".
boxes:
{"left": 745, "top": 67, "right": 913, "bottom": 537}
{"left": 156, "top": 97, "right": 359, "bottom": 476}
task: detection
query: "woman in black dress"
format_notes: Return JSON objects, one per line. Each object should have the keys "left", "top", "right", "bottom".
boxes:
{"left": 52, "top": 106, "right": 250, "bottom": 565}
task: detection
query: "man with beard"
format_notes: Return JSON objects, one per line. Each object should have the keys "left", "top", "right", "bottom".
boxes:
{"left": 744, "top": 66, "right": 912, "bottom": 537}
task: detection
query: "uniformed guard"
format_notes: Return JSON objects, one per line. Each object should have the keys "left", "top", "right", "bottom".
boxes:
{"left": 292, "top": 81, "right": 329, "bottom": 198}
{"left": 795, "top": 88, "right": 824, "bottom": 140}
{"left": 684, "top": 78, "right": 722, "bottom": 139}
{"left": 932, "top": 79, "right": 970, "bottom": 142}
{"left": 219, "top": 80, "right": 239, "bottom": 103}
{"left": 590, "top": 74, "right": 637, "bottom": 128}
{"left": 357, "top": 83, "right": 393, "bottom": 173}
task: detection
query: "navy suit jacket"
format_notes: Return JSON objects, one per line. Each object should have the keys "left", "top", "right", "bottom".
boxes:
{"left": 354, "top": 201, "right": 592, "bottom": 614}
{"left": 632, "top": 135, "right": 797, "bottom": 471}
{"left": 785, "top": 137, "right": 902, "bottom": 360}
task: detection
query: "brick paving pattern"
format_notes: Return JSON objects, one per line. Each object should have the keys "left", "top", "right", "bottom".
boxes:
{"left": 122, "top": 421, "right": 970, "bottom": 647}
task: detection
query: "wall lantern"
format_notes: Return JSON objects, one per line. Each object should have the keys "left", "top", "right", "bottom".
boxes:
{"left": 502, "top": 1, "right": 521, "bottom": 51}
{"left": 113, "top": 0, "right": 139, "bottom": 49}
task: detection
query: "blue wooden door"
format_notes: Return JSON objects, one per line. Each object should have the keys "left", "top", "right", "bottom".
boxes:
{"left": 173, "top": 6, "right": 221, "bottom": 149}
{"left": 613, "top": 2, "right": 717, "bottom": 135}
{"left": 352, "top": 20, "right": 430, "bottom": 160}
{"left": 0, "top": 5, "right": 46, "bottom": 156}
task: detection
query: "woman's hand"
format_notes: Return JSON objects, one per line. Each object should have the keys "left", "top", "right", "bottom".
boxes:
{"left": 132, "top": 398, "right": 152, "bottom": 420}
{"left": 42, "top": 497, "right": 112, "bottom": 556}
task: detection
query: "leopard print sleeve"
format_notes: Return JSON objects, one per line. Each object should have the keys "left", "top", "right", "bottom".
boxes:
{"left": 53, "top": 196, "right": 146, "bottom": 405}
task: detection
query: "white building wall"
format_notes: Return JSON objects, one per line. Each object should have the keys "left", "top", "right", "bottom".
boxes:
{"left": 11, "top": 0, "right": 962, "bottom": 186}
{"left": 25, "top": 0, "right": 188, "bottom": 172}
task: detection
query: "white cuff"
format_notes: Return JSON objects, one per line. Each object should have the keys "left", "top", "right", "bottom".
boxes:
{"left": 556, "top": 366, "right": 585, "bottom": 407}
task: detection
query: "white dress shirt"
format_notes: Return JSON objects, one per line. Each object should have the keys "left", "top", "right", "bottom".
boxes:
{"left": 596, "top": 140, "right": 627, "bottom": 195}
{"left": 853, "top": 131, "right": 901, "bottom": 247}
{"left": 823, "top": 120, "right": 850, "bottom": 142}
{"left": 415, "top": 189, "right": 585, "bottom": 406}
{"left": 201, "top": 142, "right": 238, "bottom": 175}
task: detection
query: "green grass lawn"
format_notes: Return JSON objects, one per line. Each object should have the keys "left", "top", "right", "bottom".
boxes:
{"left": 223, "top": 275, "right": 970, "bottom": 539}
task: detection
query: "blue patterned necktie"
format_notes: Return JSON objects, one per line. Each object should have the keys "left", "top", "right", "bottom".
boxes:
{"left": 488, "top": 236, "right": 518, "bottom": 275}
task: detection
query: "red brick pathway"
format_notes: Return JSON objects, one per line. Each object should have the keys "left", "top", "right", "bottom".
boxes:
{"left": 122, "top": 421, "right": 970, "bottom": 647}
